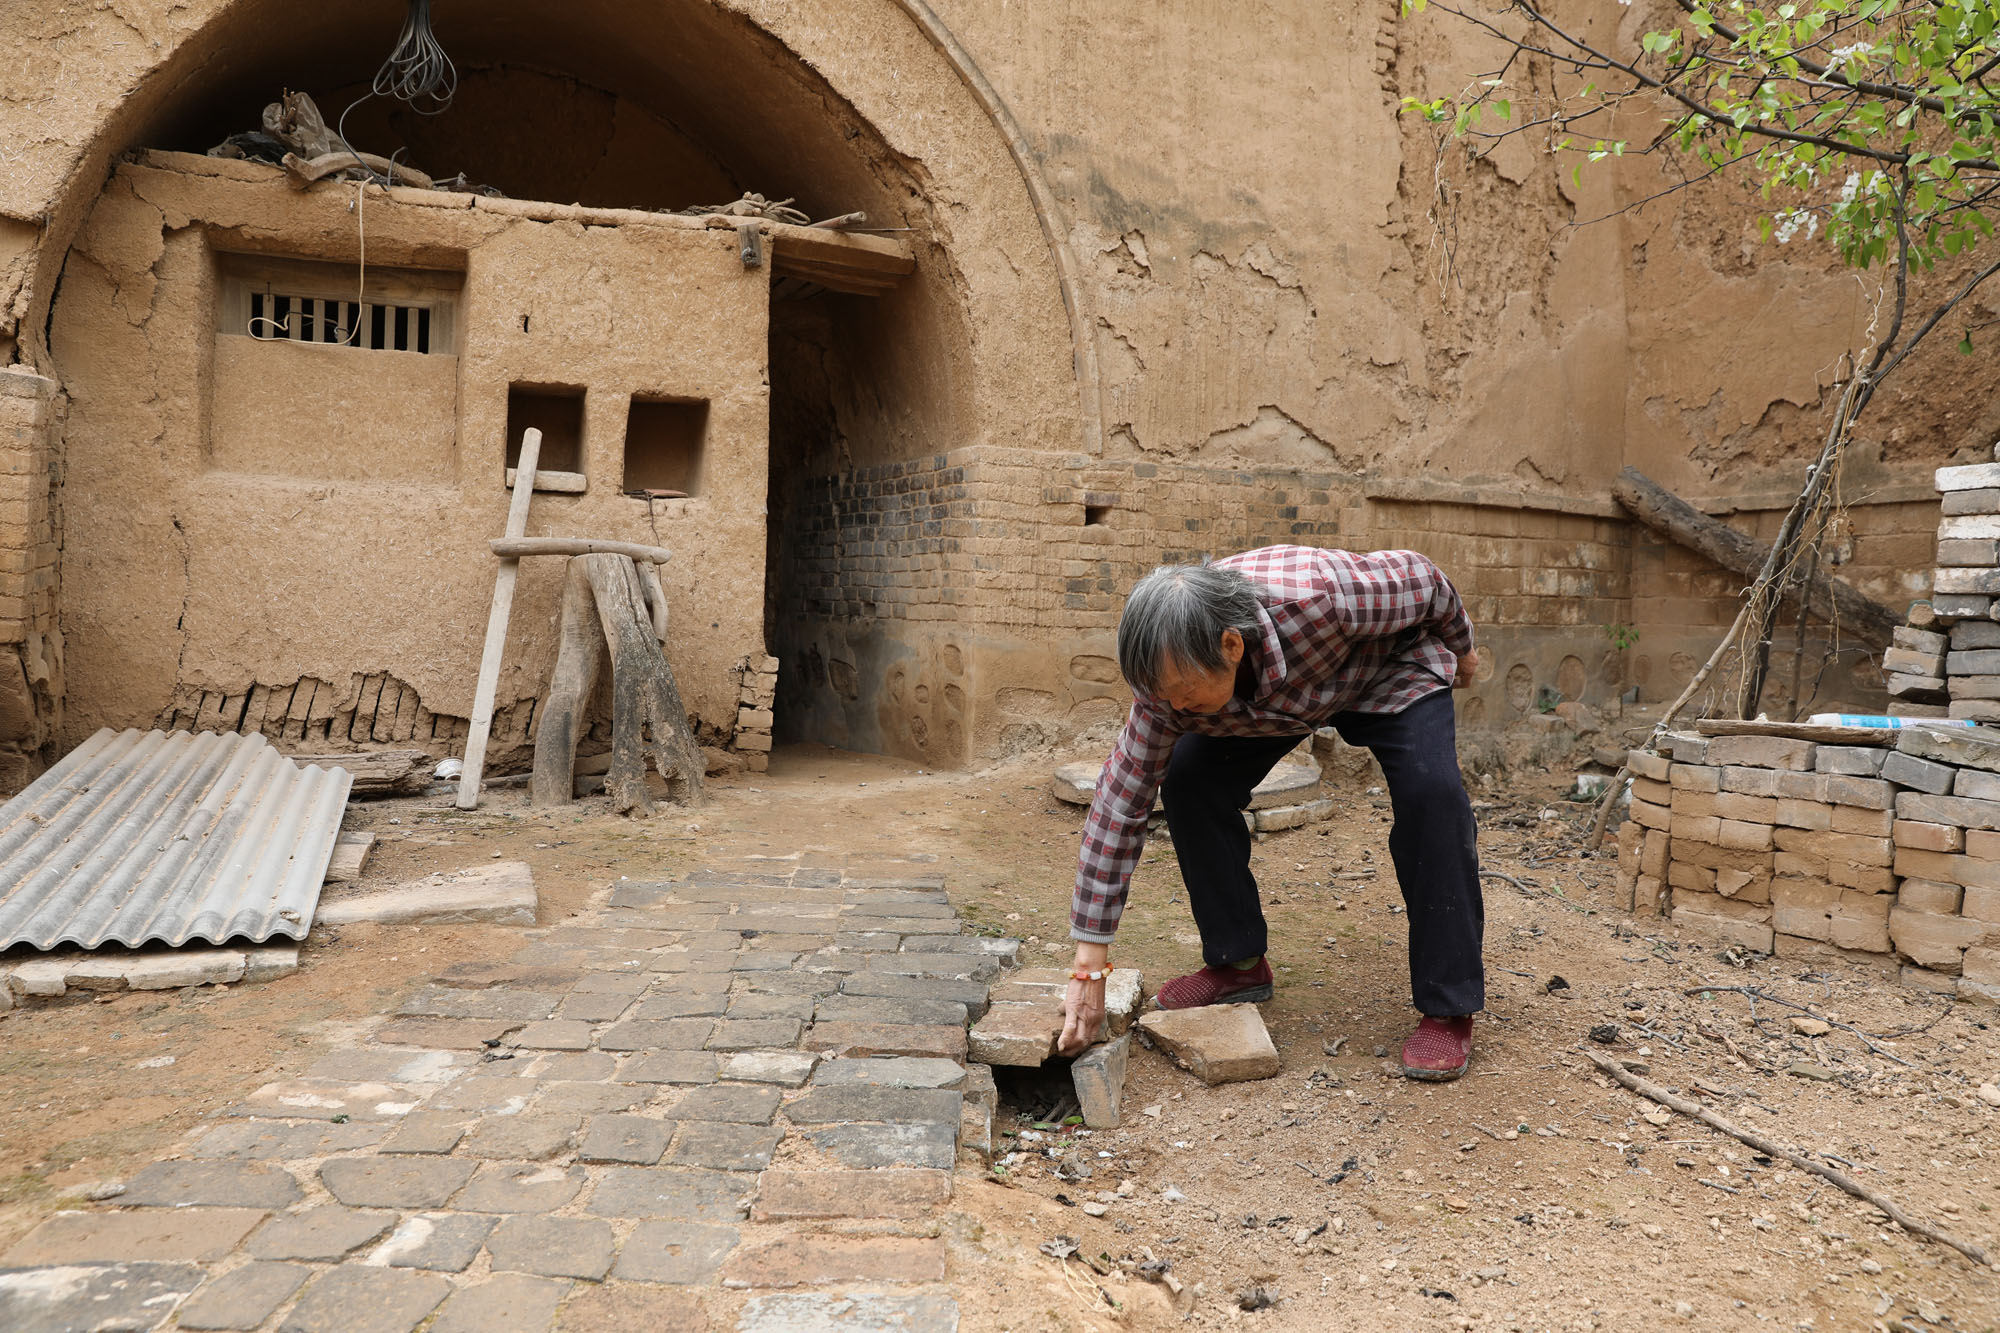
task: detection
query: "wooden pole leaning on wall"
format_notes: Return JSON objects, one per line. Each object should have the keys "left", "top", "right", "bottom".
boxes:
{"left": 458, "top": 427, "right": 541, "bottom": 810}
{"left": 530, "top": 553, "right": 703, "bottom": 814}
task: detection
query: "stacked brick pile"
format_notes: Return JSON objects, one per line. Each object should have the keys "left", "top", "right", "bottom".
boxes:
{"left": 1882, "top": 460, "right": 2000, "bottom": 719}
{"left": 1618, "top": 727, "right": 2000, "bottom": 1004}
{"left": 733, "top": 654, "right": 778, "bottom": 771}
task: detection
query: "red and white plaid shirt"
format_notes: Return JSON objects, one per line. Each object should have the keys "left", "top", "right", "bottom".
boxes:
{"left": 1072, "top": 545, "right": 1474, "bottom": 942}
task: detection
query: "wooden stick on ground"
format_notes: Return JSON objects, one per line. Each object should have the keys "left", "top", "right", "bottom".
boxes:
{"left": 1579, "top": 1049, "right": 1991, "bottom": 1267}
{"left": 458, "top": 428, "right": 541, "bottom": 810}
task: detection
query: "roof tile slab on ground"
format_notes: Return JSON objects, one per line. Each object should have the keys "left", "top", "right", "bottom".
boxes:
{"left": 0, "top": 858, "right": 1007, "bottom": 1331}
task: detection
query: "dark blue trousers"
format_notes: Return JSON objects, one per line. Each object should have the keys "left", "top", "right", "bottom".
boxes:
{"left": 1160, "top": 688, "right": 1485, "bottom": 1016}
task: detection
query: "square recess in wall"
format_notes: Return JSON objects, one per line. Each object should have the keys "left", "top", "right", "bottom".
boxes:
{"left": 623, "top": 396, "right": 708, "bottom": 496}
{"left": 506, "top": 384, "right": 585, "bottom": 482}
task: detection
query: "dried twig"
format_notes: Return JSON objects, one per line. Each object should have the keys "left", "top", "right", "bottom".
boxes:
{"left": 1686, "top": 985, "right": 1922, "bottom": 1068}
{"left": 1580, "top": 1049, "right": 1990, "bottom": 1267}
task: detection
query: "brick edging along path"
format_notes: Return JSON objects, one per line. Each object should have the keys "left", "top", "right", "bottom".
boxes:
{"left": 0, "top": 859, "right": 1019, "bottom": 1333}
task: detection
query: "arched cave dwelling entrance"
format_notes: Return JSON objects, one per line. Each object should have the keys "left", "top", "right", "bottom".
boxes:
{"left": 38, "top": 0, "right": 1079, "bottom": 777}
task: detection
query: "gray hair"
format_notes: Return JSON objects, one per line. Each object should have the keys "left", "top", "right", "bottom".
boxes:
{"left": 1117, "top": 561, "right": 1263, "bottom": 695}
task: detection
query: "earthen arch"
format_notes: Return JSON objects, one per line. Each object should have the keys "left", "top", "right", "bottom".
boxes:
{"left": 8, "top": 0, "right": 1088, "bottom": 453}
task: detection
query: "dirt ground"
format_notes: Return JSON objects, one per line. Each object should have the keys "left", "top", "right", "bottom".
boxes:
{"left": 3, "top": 741, "right": 1998, "bottom": 1331}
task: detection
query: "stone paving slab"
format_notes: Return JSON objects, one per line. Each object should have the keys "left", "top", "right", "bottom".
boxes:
{"left": 721, "top": 1235, "right": 948, "bottom": 1287}
{"left": 370, "top": 1212, "right": 496, "bottom": 1271}
{"left": 432, "top": 1274, "right": 571, "bottom": 1333}
{"left": 0, "top": 1260, "right": 207, "bottom": 1332}
{"left": 16, "top": 857, "right": 1019, "bottom": 1330}
{"left": 176, "top": 1260, "right": 310, "bottom": 1330}
{"left": 609, "top": 1220, "right": 740, "bottom": 1285}
{"left": 736, "top": 1291, "right": 960, "bottom": 1333}
{"left": 487, "top": 1215, "right": 616, "bottom": 1279}
{"left": 321, "top": 1157, "right": 475, "bottom": 1210}
{"left": 121, "top": 1159, "right": 303, "bottom": 1209}
{"left": 246, "top": 1205, "right": 396, "bottom": 1261}
{"left": 281, "top": 1264, "right": 450, "bottom": 1333}
{"left": 585, "top": 1167, "right": 751, "bottom": 1222}
{"left": 2, "top": 1209, "right": 267, "bottom": 1264}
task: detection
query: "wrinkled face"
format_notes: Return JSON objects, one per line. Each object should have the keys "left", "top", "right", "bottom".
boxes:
{"left": 1152, "top": 629, "right": 1245, "bottom": 713}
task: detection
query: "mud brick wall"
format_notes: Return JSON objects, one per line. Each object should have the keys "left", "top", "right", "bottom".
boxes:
{"left": 0, "top": 368, "right": 63, "bottom": 786}
{"left": 1618, "top": 729, "right": 2000, "bottom": 1005}
{"left": 1626, "top": 495, "right": 1937, "bottom": 717}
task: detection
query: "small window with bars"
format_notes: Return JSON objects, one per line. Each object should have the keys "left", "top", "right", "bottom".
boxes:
{"left": 247, "top": 291, "right": 438, "bottom": 353}
{"left": 218, "top": 253, "right": 460, "bottom": 355}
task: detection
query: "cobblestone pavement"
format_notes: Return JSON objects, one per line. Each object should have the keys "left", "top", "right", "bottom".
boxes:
{"left": 0, "top": 858, "right": 1019, "bottom": 1332}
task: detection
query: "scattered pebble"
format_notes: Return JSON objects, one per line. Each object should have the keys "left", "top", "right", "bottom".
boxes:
{"left": 1790, "top": 1016, "right": 1832, "bottom": 1037}
{"left": 133, "top": 1055, "right": 175, "bottom": 1069}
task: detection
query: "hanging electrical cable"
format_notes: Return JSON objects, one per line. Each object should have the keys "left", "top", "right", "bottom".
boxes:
{"left": 371, "top": 0, "right": 456, "bottom": 112}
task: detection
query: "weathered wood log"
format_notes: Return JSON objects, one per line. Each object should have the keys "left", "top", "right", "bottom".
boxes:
{"left": 530, "top": 559, "right": 605, "bottom": 808}
{"left": 1611, "top": 466, "right": 1900, "bottom": 644}
{"left": 638, "top": 562, "right": 670, "bottom": 644}
{"left": 489, "top": 537, "right": 674, "bottom": 565}
{"left": 287, "top": 750, "right": 429, "bottom": 797}
{"left": 458, "top": 428, "right": 540, "bottom": 809}
{"left": 282, "top": 150, "right": 434, "bottom": 191}
{"left": 582, "top": 554, "right": 703, "bottom": 814}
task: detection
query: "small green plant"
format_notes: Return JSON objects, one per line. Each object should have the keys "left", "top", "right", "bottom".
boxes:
{"left": 1604, "top": 623, "right": 1641, "bottom": 652}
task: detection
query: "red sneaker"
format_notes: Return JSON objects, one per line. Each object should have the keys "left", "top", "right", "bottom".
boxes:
{"left": 1154, "top": 956, "right": 1275, "bottom": 1009}
{"left": 1401, "top": 1015, "right": 1473, "bottom": 1081}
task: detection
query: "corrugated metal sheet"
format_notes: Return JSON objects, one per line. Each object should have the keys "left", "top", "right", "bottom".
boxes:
{"left": 0, "top": 728, "right": 352, "bottom": 950}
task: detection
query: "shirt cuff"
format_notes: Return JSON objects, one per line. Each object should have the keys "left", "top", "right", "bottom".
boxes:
{"left": 1070, "top": 924, "right": 1117, "bottom": 944}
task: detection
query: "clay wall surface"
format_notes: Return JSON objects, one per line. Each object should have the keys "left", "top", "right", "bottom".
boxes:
{"left": 0, "top": 369, "right": 64, "bottom": 786}
{"left": 0, "top": 0, "right": 1993, "bottom": 779}
{"left": 52, "top": 156, "right": 769, "bottom": 760}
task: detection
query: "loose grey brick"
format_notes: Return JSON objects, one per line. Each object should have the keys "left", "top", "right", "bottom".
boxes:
{"left": 1882, "top": 750, "right": 1957, "bottom": 795}
{"left": 1815, "top": 746, "right": 1888, "bottom": 776}
{"left": 1824, "top": 775, "right": 1896, "bottom": 809}
{"left": 716, "top": 1051, "right": 819, "bottom": 1086}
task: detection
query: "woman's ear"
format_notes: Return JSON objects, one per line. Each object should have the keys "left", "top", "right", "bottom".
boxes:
{"left": 1220, "top": 627, "right": 1245, "bottom": 666}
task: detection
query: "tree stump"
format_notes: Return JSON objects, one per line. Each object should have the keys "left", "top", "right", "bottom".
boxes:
{"left": 530, "top": 553, "right": 703, "bottom": 814}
